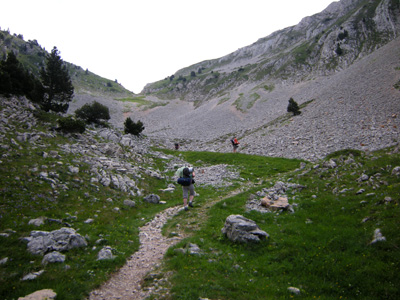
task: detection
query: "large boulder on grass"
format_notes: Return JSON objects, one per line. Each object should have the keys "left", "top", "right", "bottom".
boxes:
{"left": 26, "top": 227, "right": 87, "bottom": 255}
{"left": 221, "top": 215, "right": 269, "bottom": 243}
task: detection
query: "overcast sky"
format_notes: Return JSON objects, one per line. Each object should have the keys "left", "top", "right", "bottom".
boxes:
{"left": 1, "top": 0, "right": 335, "bottom": 93}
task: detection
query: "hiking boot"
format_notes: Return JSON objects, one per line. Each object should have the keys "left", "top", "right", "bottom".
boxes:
{"left": 188, "top": 202, "right": 193, "bottom": 207}
{"left": 184, "top": 206, "right": 189, "bottom": 211}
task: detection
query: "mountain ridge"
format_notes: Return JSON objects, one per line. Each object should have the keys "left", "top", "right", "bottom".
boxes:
{"left": 142, "top": 0, "right": 399, "bottom": 100}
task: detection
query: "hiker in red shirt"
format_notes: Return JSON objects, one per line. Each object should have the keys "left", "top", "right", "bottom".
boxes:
{"left": 231, "top": 137, "right": 240, "bottom": 153}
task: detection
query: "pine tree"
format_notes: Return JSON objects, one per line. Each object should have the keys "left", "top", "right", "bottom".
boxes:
{"left": 0, "top": 51, "right": 43, "bottom": 102}
{"left": 287, "top": 98, "right": 301, "bottom": 116}
{"left": 40, "top": 47, "right": 74, "bottom": 113}
{"left": 124, "top": 117, "right": 145, "bottom": 136}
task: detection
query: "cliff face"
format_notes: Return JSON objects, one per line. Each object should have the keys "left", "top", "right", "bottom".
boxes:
{"left": 142, "top": 0, "right": 400, "bottom": 101}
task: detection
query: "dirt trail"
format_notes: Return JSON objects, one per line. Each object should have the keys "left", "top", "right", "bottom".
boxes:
{"left": 88, "top": 184, "right": 250, "bottom": 300}
{"left": 88, "top": 205, "right": 184, "bottom": 300}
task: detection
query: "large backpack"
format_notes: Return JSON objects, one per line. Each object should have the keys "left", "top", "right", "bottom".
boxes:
{"left": 178, "top": 167, "right": 193, "bottom": 186}
{"left": 177, "top": 177, "right": 192, "bottom": 186}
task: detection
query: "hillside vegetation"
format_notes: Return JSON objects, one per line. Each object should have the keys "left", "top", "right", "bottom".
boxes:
{"left": 0, "top": 96, "right": 399, "bottom": 299}
{"left": 0, "top": 28, "right": 133, "bottom": 97}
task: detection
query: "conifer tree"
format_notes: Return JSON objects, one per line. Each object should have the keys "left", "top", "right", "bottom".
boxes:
{"left": 124, "top": 117, "right": 145, "bottom": 136}
{"left": 287, "top": 97, "right": 301, "bottom": 116}
{"left": 0, "top": 51, "right": 43, "bottom": 102}
{"left": 40, "top": 47, "right": 74, "bottom": 113}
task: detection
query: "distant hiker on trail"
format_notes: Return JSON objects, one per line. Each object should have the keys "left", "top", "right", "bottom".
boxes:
{"left": 175, "top": 166, "right": 195, "bottom": 211}
{"left": 174, "top": 143, "right": 180, "bottom": 150}
{"left": 231, "top": 137, "right": 240, "bottom": 153}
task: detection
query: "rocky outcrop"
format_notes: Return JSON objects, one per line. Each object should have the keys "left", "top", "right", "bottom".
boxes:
{"left": 25, "top": 227, "right": 87, "bottom": 255}
{"left": 247, "top": 181, "right": 304, "bottom": 213}
{"left": 221, "top": 215, "right": 269, "bottom": 243}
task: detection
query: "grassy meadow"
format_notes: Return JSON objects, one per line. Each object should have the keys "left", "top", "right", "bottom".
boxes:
{"left": 150, "top": 148, "right": 400, "bottom": 300}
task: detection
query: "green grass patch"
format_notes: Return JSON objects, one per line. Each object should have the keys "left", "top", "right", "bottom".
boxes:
{"left": 247, "top": 93, "right": 260, "bottom": 109}
{"left": 116, "top": 96, "right": 169, "bottom": 110}
{"left": 217, "top": 96, "right": 230, "bottom": 105}
{"left": 156, "top": 147, "right": 400, "bottom": 300}
{"left": 263, "top": 84, "right": 275, "bottom": 92}
{"left": 157, "top": 149, "right": 303, "bottom": 182}
{"left": 233, "top": 93, "right": 245, "bottom": 112}
{"left": 0, "top": 113, "right": 182, "bottom": 300}
{"left": 115, "top": 96, "right": 150, "bottom": 105}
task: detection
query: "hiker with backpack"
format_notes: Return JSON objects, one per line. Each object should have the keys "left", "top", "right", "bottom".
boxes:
{"left": 231, "top": 137, "right": 240, "bottom": 153}
{"left": 175, "top": 166, "right": 195, "bottom": 211}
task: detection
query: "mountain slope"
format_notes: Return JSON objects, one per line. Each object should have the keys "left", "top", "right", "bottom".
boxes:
{"left": 118, "top": 0, "right": 400, "bottom": 161}
{"left": 133, "top": 37, "right": 400, "bottom": 161}
{"left": 2, "top": 0, "right": 399, "bottom": 162}
{"left": 142, "top": 0, "right": 400, "bottom": 101}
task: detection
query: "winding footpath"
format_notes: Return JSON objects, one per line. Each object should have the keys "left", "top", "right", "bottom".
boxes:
{"left": 88, "top": 205, "right": 184, "bottom": 300}
{"left": 87, "top": 178, "right": 251, "bottom": 300}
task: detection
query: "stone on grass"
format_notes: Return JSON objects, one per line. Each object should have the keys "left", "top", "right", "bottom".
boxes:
{"left": 17, "top": 289, "right": 56, "bottom": 300}
{"left": 188, "top": 243, "right": 202, "bottom": 255}
{"left": 0, "top": 257, "right": 8, "bottom": 265}
{"left": 143, "top": 194, "right": 160, "bottom": 204}
{"left": 97, "top": 246, "right": 116, "bottom": 260}
{"left": 27, "top": 227, "right": 87, "bottom": 255}
{"left": 261, "top": 196, "right": 290, "bottom": 211}
{"left": 370, "top": 228, "right": 386, "bottom": 244}
{"left": 288, "top": 286, "right": 301, "bottom": 295}
{"left": 28, "top": 217, "right": 46, "bottom": 227}
{"left": 123, "top": 199, "right": 136, "bottom": 207}
{"left": 221, "top": 215, "right": 268, "bottom": 243}
{"left": 391, "top": 166, "right": 400, "bottom": 176}
{"left": 42, "top": 251, "right": 66, "bottom": 265}
{"left": 21, "top": 270, "right": 45, "bottom": 281}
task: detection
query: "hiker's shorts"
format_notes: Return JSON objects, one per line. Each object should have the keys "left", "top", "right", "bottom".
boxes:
{"left": 182, "top": 184, "right": 195, "bottom": 199}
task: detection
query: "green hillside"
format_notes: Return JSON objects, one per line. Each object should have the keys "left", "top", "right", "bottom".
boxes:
{"left": 0, "top": 29, "right": 133, "bottom": 97}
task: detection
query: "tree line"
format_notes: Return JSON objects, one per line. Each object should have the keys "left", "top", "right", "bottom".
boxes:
{"left": 0, "top": 47, "right": 144, "bottom": 135}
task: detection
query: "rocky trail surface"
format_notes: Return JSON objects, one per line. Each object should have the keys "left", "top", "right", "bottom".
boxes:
{"left": 88, "top": 205, "right": 185, "bottom": 300}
